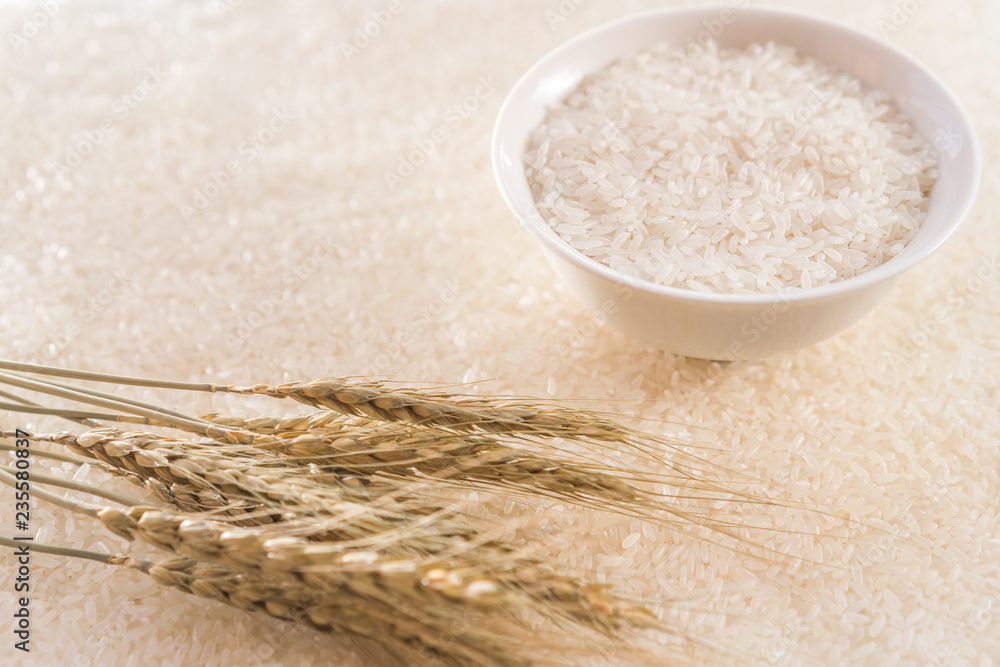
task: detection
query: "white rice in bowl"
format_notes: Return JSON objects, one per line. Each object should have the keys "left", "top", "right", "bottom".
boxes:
{"left": 524, "top": 40, "right": 939, "bottom": 294}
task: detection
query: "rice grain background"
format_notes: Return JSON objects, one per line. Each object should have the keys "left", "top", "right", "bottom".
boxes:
{"left": 1, "top": 0, "right": 999, "bottom": 665}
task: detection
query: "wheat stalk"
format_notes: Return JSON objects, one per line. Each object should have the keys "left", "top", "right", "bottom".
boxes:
{"left": 0, "top": 359, "right": 818, "bottom": 665}
{"left": 0, "top": 361, "right": 755, "bottom": 507}
{"left": 0, "top": 536, "right": 563, "bottom": 667}
{"left": 0, "top": 363, "right": 813, "bottom": 559}
{"left": 129, "top": 554, "right": 531, "bottom": 667}
{"left": 0, "top": 360, "right": 711, "bottom": 470}
{"left": 2, "top": 432, "right": 657, "bottom": 634}
{"left": 93, "top": 503, "right": 653, "bottom": 637}
{"left": 202, "top": 410, "right": 353, "bottom": 435}
{"left": 0, "top": 463, "right": 658, "bottom": 666}
{"left": 202, "top": 415, "right": 652, "bottom": 499}
{"left": 42, "top": 427, "right": 519, "bottom": 556}
{"left": 196, "top": 414, "right": 783, "bottom": 539}
{"left": 0, "top": 361, "right": 629, "bottom": 441}
{"left": 36, "top": 418, "right": 746, "bottom": 542}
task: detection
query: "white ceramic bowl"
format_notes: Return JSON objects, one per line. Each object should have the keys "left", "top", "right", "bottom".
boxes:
{"left": 492, "top": 4, "right": 980, "bottom": 360}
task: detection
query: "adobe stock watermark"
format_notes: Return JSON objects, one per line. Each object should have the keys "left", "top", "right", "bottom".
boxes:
{"left": 774, "top": 85, "right": 835, "bottom": 135}
{"left": 594, "top": 120, "right": 629, "bottom": 153}
{"left": 544, "top": 0, "right": 589, "bottom": 30}
{"left": 69, "top": 602, "right": 147, "bottom": 666}
{"left": 45, "top": 65, "right": 173, "bottom": 179}
{"left": 901, "top": 125, "right": 962, "bottom": 174}
{"left": 30, "top": 269, "right": 136, "bottom": 363}
{"left": 846, "top": 476, "right": 956, "bottom": 572}
{"left": 752, "top": 618, "right": 808, "bottom": 666}
{"left": 678, "top": 1, "right": 750, "bottom": 63}
{"left": 555, "top": 280, "right": 637, "bottom": 362}
{"left": 384, "top": 74, "right": 501, "bottom": 192}
{"left": 213, "top": 0, "right": 244, "bottom": 18}
{"left": 717, "top": 289, "right": 796, "bottom": 362}
{"left": 6, "top": 0, "right": 72, "bottom": 54}
{"left": 237, "top": 587, "right": 356, "bottom": 667}
{"left": 851, "top": 511, "right": 922, "bottom": 570}
{"left": 790, "top": 421, "right": 836, "bottom": 469}
{"left": 504, "top": 195, "right": 549, "bottom": 236}
{"left": 414, "top": 614, "right": 475, "bottom": 666}
{"left": 178, "top": 104, "right": 293, "bottom": 221}
{"left": 339, "top": 0, "right": 405, "bottom": 62}
{"left": 882, "top": 253, "right": 999, "bottom": 373}
{"left": 927, "top": 593, "right": 1000, "bottom": 667}
{"left": 225, "top": 237, "right": 337, "bottom": 350}
{"left": 361, "top": 279, "right": 462, "bottom": 375}
{"left": 876, "top": 0, "right": 930, "bottom": 37}
{"left": 243, "top": 625, "right": 296, "bottom": 667}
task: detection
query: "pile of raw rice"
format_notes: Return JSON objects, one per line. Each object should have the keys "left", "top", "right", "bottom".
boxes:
{"left": 525, "top": 40, "right": 939, "bottom": 293}
{"left": 2, "top": 1, "right": 998, "bottom": 665}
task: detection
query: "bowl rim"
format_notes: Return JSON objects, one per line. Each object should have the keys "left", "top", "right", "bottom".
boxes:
{"left": 491, "top": 3, "right": 982, "bottom": 306}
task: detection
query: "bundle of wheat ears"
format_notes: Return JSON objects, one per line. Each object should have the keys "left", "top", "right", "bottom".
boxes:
{"left": 0, "top": 359, "right": 809, "bottom": 665}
